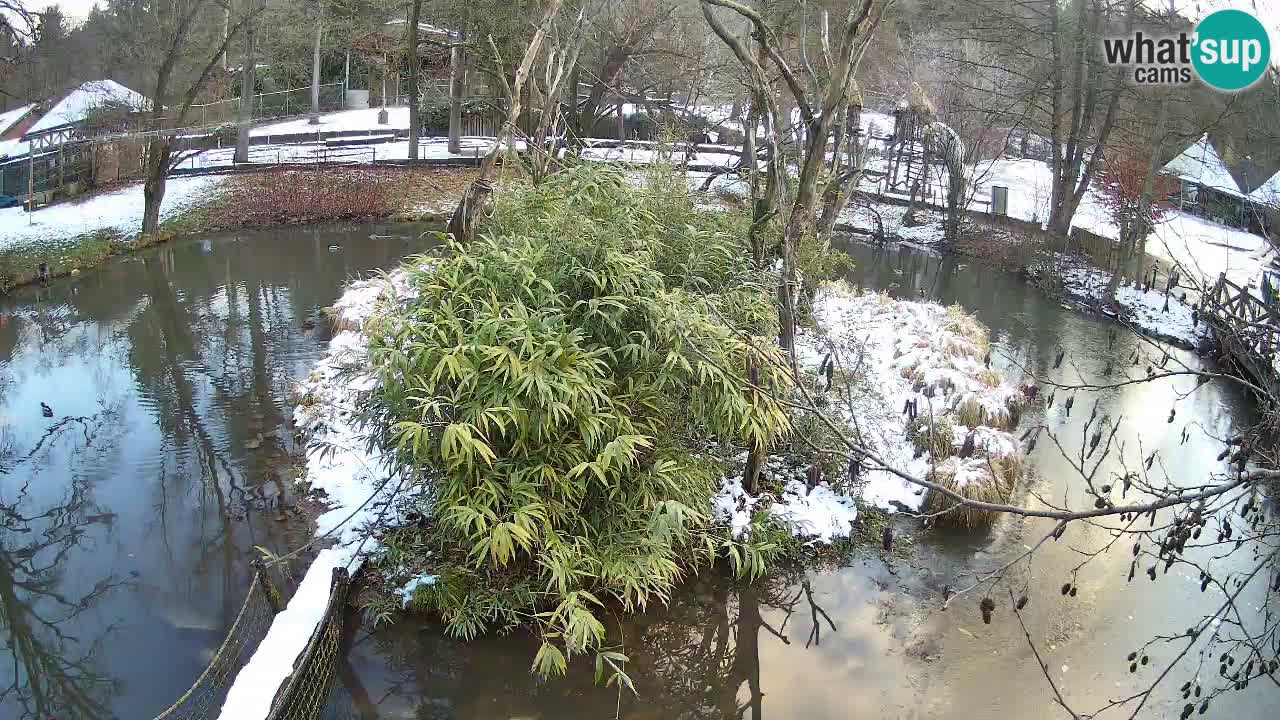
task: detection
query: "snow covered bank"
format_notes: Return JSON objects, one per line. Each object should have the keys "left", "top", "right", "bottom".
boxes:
{"left": 0, "top": 175, "right": 224, "bottom": 253}
{"left": 711, "top": 284, "right": 1029, "bottom": 533}
{"left": 810, "top": 286, "right": 1027, "bottom": 520}
{"left": 1057, "top": 264, "right": 1208, "bottom": 348}
{"left": 713, "top": 454, "right": 861, "bottom": 543}
{"left": 216, "top": 273, "right": 419, "bottom": 720}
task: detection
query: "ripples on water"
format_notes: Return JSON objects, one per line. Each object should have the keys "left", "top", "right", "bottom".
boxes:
{"left": 0, "top": 224, "right": 432, "bottom": 720}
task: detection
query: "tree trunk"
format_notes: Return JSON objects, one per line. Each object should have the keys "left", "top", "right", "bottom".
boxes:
{"left": 142, "top": 138, "right": 170, "bottom": 237}
{"left": 407, "top": 0, "right": 422, "bottom": 158}
{"left": 221, "top": 5, "right": 231, "bottom": 72}
{"left": 447, "top": 0, "right": 564, "bottom": 242}
{"left": 743, "top": 101, "right": 763, "bottom": 267}
{"left": 447, "top": 30, "right": 465, "bottom": 154}
{"left": 309, "top": 2, "right": 323, "bottom": 124}
{"left": 1046, "top": 0, "right": 1130, "bottom": 236}
{"left": 234, "top": 16, "right": 257, "bottom": 163}
{"left": 575, "top": 47, "right": 629, "bottom": 138}
{"left": 1129, "top": 90, "right": 1171, "bottom": 282}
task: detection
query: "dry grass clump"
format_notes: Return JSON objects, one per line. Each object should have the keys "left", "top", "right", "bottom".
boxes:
{"left": 924, "top": 454, "right": 1026, "bottom": 528}
{"left": 324, "top": 305, "right": 361, "bottom": 333}
{"left": 978, "top": 367, "right": 1003, "bottom": 388}
{"left": 955, "top": 396, "right": 988, "bottom": 428}
{"left": 907, "top": 415, "right": 955, "bottom": 459}
{"left": 942, "top": 305, "right": 990, "bottom": 353}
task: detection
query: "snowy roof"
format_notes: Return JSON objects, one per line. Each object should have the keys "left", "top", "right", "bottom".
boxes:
{"left": 27, "top": 80, "right": 149, "bottom": 135}
{"left": 0, "top": 104, "right": 35, "bottom": 137}
{"left": 1249, "top": 168, "right": 1280, "bottom": 206}
{"left": 1161, "top": 133, "right": 1245, "bottom": 198}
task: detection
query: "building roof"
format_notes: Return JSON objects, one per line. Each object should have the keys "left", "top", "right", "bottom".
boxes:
{"left": 1249, "top": 168, "right": 1280, "bottom": 206}
{"left": 0, "top": 104, "right": 36, "bottom": 138}
{"left": 1162, "top": 133, "right": 1246, "bottom": 198}
{"left": 27, "top": 80, "right": 149, "bottom": 136}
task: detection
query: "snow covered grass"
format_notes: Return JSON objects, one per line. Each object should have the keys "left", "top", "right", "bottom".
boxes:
{"left": 709, "top": 283, "right": 1028, "bottom": 533}
{"left": 0, "top": 175, "right": 224, "bottom": 253}
{"left": 923, "top": 454, "right": 1023, "bottom": 527}
{"left": 218, "top": 273, "right": 422, "bottom": 720}
{"left": 713, "top": 459, "right": 860, "bottom": 544}
{"left": 1059, "top": 264, "right": 1208, "bottom": 348}
{"left": 805, "top": 284, "right": 1026, "bottom": 526}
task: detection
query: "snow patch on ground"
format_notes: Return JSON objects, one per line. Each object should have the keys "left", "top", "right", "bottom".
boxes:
{"left": 397, "top": 573, "right": 439, "bottom": 608}
{"left": 1061, "top": 265, "right": 1208, "bottom": 347}
{"left": 0, "top": 175, "right": 223, "bottom": 253}
{"left": 250, "top": 107, "right": 411, "bottom": 136}
{"left": 712, "top": 456, "right": 860, "bottom": 543}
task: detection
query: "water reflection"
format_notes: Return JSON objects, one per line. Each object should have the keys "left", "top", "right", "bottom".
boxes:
{"left": 0, "top": 223, "right": 433, "bottom": 719}
{"left": 342, "top": 238, "right": 1271, "bottom": 720}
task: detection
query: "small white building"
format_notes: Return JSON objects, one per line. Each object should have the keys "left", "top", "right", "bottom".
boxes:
{"left": 0, "top": 80, "right": 150, "bottom": 201}
{"left": 1160, "top": 133, "right": 1249, "bottom": 228}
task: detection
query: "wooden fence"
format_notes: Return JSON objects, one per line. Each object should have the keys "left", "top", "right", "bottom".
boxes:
{"left": 1204, "top": 274, "right": 1280, "bottom": 397}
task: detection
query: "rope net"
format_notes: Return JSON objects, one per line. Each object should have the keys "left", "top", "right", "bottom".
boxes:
{"left": 150, "top": 569, "right": 279, "bottom": 720}
{"left": 153, "top": 561, "right": 354, "bottom": 720}
{"left": 265, "top": 567, "right": 353, "bottom": 720}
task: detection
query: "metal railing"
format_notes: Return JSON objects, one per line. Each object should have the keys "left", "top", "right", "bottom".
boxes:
{"left": 184, "top": 83, "right": 347, "bottom": 127}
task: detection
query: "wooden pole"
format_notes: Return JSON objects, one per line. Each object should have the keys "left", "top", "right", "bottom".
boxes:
{"left": 309, "top": 0, "right": 323, "bottom": 124}
{"left": 27, "top": 150, "right": 34, "bottom": 223}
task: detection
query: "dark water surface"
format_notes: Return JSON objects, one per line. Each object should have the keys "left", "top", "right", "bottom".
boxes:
{"left": 0, "top": 224, "right": 432, "bottom": 719}
{"left": 337, "top": 239, "right": 1273, "bottom": 719}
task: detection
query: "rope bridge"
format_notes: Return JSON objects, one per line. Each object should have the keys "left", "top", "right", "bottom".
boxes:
{"left": 149, "top": 562, "right": 352, "bottom": 720}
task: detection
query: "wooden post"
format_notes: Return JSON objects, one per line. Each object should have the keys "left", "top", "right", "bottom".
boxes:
{"left": 253, "top": 560, "right": 284, "bottom": 613}
{"left": 343, "top": 50, "right": 350, "bottom": 108}
{"left": 27, "top": 151, "right": 34, "bottom": 223}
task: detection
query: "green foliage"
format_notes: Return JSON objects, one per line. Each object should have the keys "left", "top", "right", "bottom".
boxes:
{"left": 367, "top": 164, "right": 793, "bottom": 673}
{"left": 796, "top": 233, "right": 853, "bottom": 323}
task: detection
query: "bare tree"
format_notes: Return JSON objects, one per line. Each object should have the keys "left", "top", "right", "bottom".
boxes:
{"left": 701, "top": 0, "right": 884, "bottom": 356}
{"left": 446, "top": 0, "right": 568, "bottom": 243}
{"left": 136, "top": 0, "right": 263, "bottom": 237}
